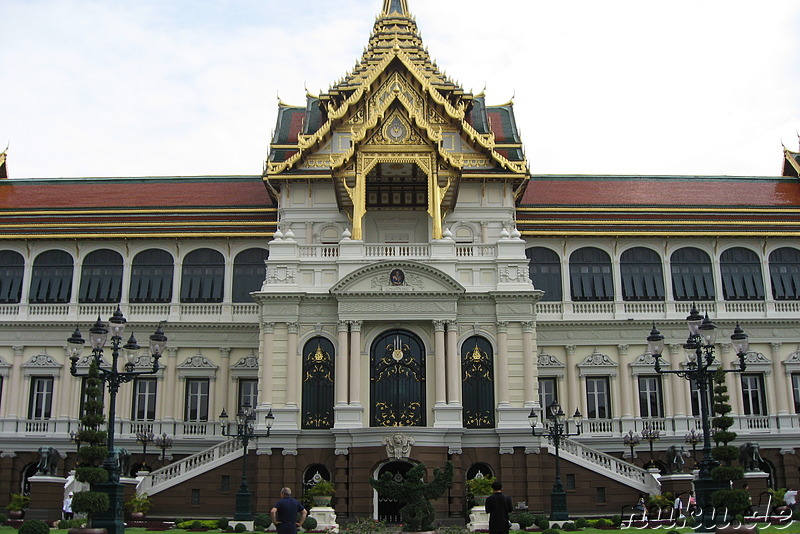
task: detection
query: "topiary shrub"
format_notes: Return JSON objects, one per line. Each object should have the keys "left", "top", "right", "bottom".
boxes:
{"left": 536, "top": 517, "right": 550, "bottom": 531}
{"left": 574, "top": 518, "right": 589, "bottom": 529}
{"left": 511, "top": 511, "right": 534, "bottom": 529}
{"left": 303, "top": 516, "right": 318, "bottom": 531}
{"left": 594, "top": 518, "right": 612, "bottom": 528}
{"left": 191, "top": 520, "right": 203, "bottom": 529}
{"left": 0, "top": 512, "right": 7, "bottom": 524}
{"left": 217, "top": 517, "right": 230, "bottom": 530}
{"left": 541, "top": 529, "right": 560, "bottom": 534}
{"left": 233, "top": 522, "right": 247, "bottom": 533}
{"left": 610, "top": 515, "right": 622, "bottom": 527}
{"left": 58, "top": 518, "right": 85, "bottom": 529}
{"left": 561, "top": 522, "right": 576, "bottom": 531}
{"left": 254, "top": 513, "right": 272, "bottom": 529}
{"left": 18, "top": 519, "right": 50, "bottom": 534}
{"left": 666, "top": 530, "right": 681, "bottom": 534}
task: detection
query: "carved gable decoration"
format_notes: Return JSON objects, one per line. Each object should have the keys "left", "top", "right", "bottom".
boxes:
{"left": 73, "top": 354, "right": 110, "bottom": 370}
{"left": 738, "top": 351, "right": 771, "bottom": 374}
{"left": 784, "top": 348, "right": 800, "bottom": 374}
{"left": 330, "top": 260, "right": 464, "bottom": 296}
{"left": 630, "top": 352, "right": 669, "bottom": 375}
{"left": 0, "top": 355, "right": 11, "bottom": 377}
{"left": 129, "top": 353, "right": 164, "bottom": 373}
{"left": 577, "top": 350, "right": 617, "bottom": 377}
{"left": 231, "top": 352, "right": 260, "bottom": 378}
{"left": 537, "top": 352, "right": 565, "bottom": 377}
{"left": 23, "top": 351, "right": 63, "bottom": 377}
{"left": 177, "top": 353, "right": 218, "bottom": 379}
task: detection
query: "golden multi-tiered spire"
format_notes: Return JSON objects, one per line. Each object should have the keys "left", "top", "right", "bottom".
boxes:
{"left": 381, "top": 0, "right": 409, "bottom": 16}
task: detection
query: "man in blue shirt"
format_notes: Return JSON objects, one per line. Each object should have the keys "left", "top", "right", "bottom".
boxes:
{"left": 271, "top": 487, "right": 307, "bottom": 534}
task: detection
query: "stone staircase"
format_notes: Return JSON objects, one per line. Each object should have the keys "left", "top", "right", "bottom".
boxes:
{"left": 550, "top": 437, "right": 661, "bottom": 495}
{"left": 137, "top": 437, "right": 243, "bottom": 495}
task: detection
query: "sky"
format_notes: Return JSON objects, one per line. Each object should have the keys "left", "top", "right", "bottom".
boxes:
{"left": 2, "top": 0, "right": 799, "bottom": 179}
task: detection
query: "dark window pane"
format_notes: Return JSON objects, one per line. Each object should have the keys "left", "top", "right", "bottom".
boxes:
{"left": 233, "top": 248, "right": 268, "bottom": 302}
{"left": 461, "top": 336, "right": 495, "bottom": 428}
{"left": 0, "top": 250, "right": 24, "bottom": 303}
{"left": 181, "top": 249, "right": 224, "bottom": 303}
{"left": 29, "top": 250, "right": 73, "bottom": 303}
{"left": 130, "top": 249, "right": 174, "bottom": 303}
{"left": 720, "top": 247, "right": 764, "bottom": 301}
{"left": 621, "top": 247, "right": 664, "bottom": 301}
{"left": 301, "top": 337, "right": 335, "bottom": 429}
{"left": 569, "top": 247, "right": 613, "bottom": 301}
{"left": 79, "top": 249, "right": 123, "bottom": 303}
{"left": 769, "top": 247, "right": 800, "bottom": 300}
{"left": 670, "top": 248, "right": 715, "bottom": 301}
{"left": 526, "top": 247, "right": 562, "bottom": 301}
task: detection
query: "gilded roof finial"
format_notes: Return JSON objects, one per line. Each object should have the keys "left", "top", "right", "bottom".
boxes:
{"left": 381, "top": 0, "right": 409, "bottom": 17}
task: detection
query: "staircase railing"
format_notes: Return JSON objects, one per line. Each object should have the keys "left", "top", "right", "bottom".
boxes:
{"left": 137, "top": 437, "right": 242, "bottom": 495}
{"left": 553, "top": 438, "right": 661, "bottom": 495}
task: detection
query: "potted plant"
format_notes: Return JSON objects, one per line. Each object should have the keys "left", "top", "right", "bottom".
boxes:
{"left": 70, "top": 360, "right": 110, "bottom": 533}
{"left": 306, "top": 479, "right": 335, "bottom": 507}
{"left": 647, "top": 493, "right": 672, "bottom": 518}
{"left": 465, "top": 475, "right": 496, "bottom": 506}
{"left": 125, "top": 493, "right": 152, "bottom": 521}
{"left": 370, "top": 461, "right": 454, "bottom": 533}
{"left": 7, "top": 492, "right": 30, "bottom": 519}
{"left": 768, "top": 488, "right": 788, "bottom": 517}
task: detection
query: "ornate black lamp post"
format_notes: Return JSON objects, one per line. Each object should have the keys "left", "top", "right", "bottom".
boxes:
{"left": 646, "top": 305, "right": 749, "bottom": 532}
{"left": 685, "top": 429, "right": 701, "bottom": 466}
{"left": 623, "top": 430, "right": 641, "bottom": 463}
{"left": 155, "top": 433, "right": 173, "bottom": 465}
{"left": 529, "top": 400, "right": 583, "bottom": 521}
{"left": 219, "top": 401, "right": 274, "bottom": 521}
{"left": 136, "top": 430, "right": 155, "bottom": 472}
{"left": 641, "top": 425, "right": 661, "bottom": 469}
{"left": 67, "top": 307, "right": 167, "bottom": 534}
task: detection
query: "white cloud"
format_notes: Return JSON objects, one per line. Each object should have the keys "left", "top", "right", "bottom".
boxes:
{"left": 1, "top": 0, "right": 798, "bottom": 178}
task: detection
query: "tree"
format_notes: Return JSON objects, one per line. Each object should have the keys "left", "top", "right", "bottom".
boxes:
{"left": 370, "top": 462, "right": 454, "bottom": 532}
{"left": 710, "top": 369, "right": 749, "bottom": 519}
{"left": 72, "top": 360, "right": 110, "bottom": 526}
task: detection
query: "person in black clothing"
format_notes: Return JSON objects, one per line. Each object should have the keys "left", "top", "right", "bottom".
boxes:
{"left": 484, "top": 481, "right": 513, "bottom": 534}
{"left": 270, "top": 487, "right": 307, "bottom": 534}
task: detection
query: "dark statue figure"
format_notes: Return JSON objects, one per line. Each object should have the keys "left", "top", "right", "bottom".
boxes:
{"left": 115, "top": 447, "right": 132, "bottom": 477}
{"left": 370, "top": 461, "right": 454, "bottom": 532}
{"left": 664, "top": 444, "right": 687, "bottom": 474}
{"left": 36, "top": 446, "right": 62, "bottom": 476}
{"left": 739, "top": 442, "right": 763, "bottom": 472}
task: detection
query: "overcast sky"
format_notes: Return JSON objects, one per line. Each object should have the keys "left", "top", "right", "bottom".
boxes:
{"left": 2, "top": 0, "right": 799, "bottom": 179}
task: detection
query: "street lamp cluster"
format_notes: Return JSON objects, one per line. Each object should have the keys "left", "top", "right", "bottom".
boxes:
{"left": 155, "top": 432, "right": 174, "bottom": 465}
{"left": 67, "top": 307, "right": 167, "bottom": 534}
{"left": 646, "top": 305, "right": 749, "bottom": 532}
{"left": 219, "top": 402, "right": 274, "bottom": 521}
{"left": 529, "top": 400, "right": 583, "bottom": 521}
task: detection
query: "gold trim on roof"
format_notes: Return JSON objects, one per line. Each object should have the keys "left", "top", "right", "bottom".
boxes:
{"left": 520, "top": 230, "right": 800, "bottom": 237}
{"left": 0, "top": 207, "right": 276, "bottom": 216}
{"left": 515, "top": 219, "right": 800, "bottom": 227}
{"left": 785, "top": 147, "right": 800, "bottom": 176}
{"left": 517, "top": 206, "right": 800, "bottom": 214}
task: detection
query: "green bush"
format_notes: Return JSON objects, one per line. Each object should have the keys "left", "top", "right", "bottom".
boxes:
{"left": 535, "top": 517, "right": 550, "bottom": 531}
{"left": 191, "top": 520, "right": 203, "bottom": 529}
{"left": 234, "top": 522, "right": 247, "bottom": 533}
{"left": 574, "top": 518, "right": 589, "bottom": 529}
{"left": 0, "top": 512, "right": 7, "bottom": 524}
{"left": 58, "top": 518, "right": 85, "bottom": 529}
{"left": 594, "top": 518, "right": 612, "bottom": 527}
{"left": 510, "top": 511, "right": 534, "bottom": 529}
{"left": 666, "top": 530, "right": 681, "bottom": 534}
{"left": 303, "top": 516, "right": 318, "bottom": 530}
{"left": 218, "top": 518, "right": 230, "bottom": 530}
{"left": 610, "top": 515, "right": 622, "bottom": 527}
{"left": 72, "top": 491, "right": 110, "bottom": 517}
{"left": 561, "top": 522, "right": 576, "bottom": 531}
{"left": 18, "top": 519, "right": 50, "bottom": 534}
{"left": 254, "top": 513, "right": 272, "bottom": 528}
{"left": 75, "top": 466, "right": 109, "bottom": 485}
{"left": 541, "top": 529, "right": 560, "bottom": 534}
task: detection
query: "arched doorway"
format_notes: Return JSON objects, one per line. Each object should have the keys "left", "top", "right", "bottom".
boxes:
{"left": 370, "top": 330, "right": 426, "bottom": 427}
{"left": 375, "top": 460, "right": 413, "bottom": 522}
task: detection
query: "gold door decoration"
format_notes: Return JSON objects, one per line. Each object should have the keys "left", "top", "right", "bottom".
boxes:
{"left": 371, "top": 330, "right": 426, "bottom": 427}
{"left": 301, "top": 338, "right": 335, "bottom": 429}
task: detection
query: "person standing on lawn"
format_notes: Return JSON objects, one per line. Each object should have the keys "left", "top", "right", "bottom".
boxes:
{"left": 484, "top": 481, "right": 513, "bottom": 534}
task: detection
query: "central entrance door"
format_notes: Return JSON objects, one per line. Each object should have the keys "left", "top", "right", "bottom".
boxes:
{"left": 370, "top": 329, "right": 426, "bottom": 427}
{"left": 376, "top": 460, "right": 413, "bottom": 522}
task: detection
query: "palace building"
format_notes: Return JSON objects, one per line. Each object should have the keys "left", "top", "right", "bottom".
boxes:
{"left": 2, "top": 0, "right": 800, "bottom": 521}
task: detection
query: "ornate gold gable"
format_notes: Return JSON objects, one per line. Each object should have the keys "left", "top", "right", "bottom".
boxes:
{"left": 264, "top": 1, "right": 529, "bottom": 240}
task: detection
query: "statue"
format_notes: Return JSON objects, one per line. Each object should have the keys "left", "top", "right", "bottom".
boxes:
{"left": 739, "top": 442, "right": 763, "bottom": 472}
{"left": 664, "top": 445, "right": 688, "bottom": 474}
{"left": 115, "top": 447, "right": 132, "bottom": 476}
{"left": 370, "top": 462, "right": 454, "bottom": 532}
{"left": 35, "top": 446, "right": 61, "bottom": 476}
{"left": 383, "top": 433, "right": 414, "bottom": 459}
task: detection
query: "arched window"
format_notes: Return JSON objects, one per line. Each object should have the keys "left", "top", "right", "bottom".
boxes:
{"left": 720, "top": 247, "right": 764, "bottom": 300}
{"left": 569, "top": 247, "right": 613, "bottom": 301}
{"left": 526, "top": 247, "right": 562, "bottom": 301}
{"left": 301, "top": 337, "right": 335, "bottom": 429}
{"left": 670, "top": 247, "right": 715, "bottom": 301}
{"left": 461, "top": 336, "right": 495, "bottom": 428}
{"left": 769, "top": 247, "right": 800, "bottom": 300}
{"left": 180, "top": 249, "right": 224, "bottom": 303}
{"left": 620, "top": 247, "right": 664, "bottom": 301}
{"left": 0, "top": 250, "right": 24, "bottom": 303}
{"left": 29, "top": 250, "right": 73, "bottom": 303}
{"left": 303, "top": 464, "right": 333, "bottom": 497}
{"left": 232, "top": 248, "right": 268, "bottom": 302}
{"left": 130, "top": 249, "right": 174, "bottom": 303}
{"left": 79, "top": 249, "right": 123, "bottom": 303}
{"left": 370, "top": 330, "right": 426, "bottom": 427}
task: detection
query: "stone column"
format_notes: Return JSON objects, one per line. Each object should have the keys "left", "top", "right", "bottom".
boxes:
{"left": 669, "top": 344, "right": 688, "bottom": 417}
{"left": 160, "top": 347, "right": 178, "bottom": 421}
{"left": 59, "top": 348, "right": 73, "bottom": 419}
{"left": 336, "top": 321, "right": 349, "bottom": 405}
{"left": 218, "top": 347, "right": 231, "bottom": 415}
{"left": 446, "top": 321, "right": 460, "bottom": 404}
{"left": 721, "top": 344, "right": 745, "bottom": 416}
{"left": 260, "top": 322, "right": 275, "bottom": 407}
{"left": 617, "top": 344, "right": 633, "bottom": 419}
{"left": 286, "top": 323, "right": 299, "bottom": 407}
{"left": 496, "top": 322, "right": 510, "bottom": 406}
{"left": 434, "top": 320, "right": 447, "bottom": 406}
{"left": 7, "top": 346, "right": 23, "bottom": 418}
{"left": 349, "top": 321, "right": 362, "bottom": 405}
{"left": 772, "top": 342, "right": 789, "bottom": 415}
{"left": 522, "top": 321, "right": 537, "bottom": 407}
{"left": 565, "top": 345, "right": 580, "bottom": 415}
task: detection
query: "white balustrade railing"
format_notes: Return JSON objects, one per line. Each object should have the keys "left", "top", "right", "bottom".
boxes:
{"left": 557, "top": 438, "right": 661, "bottom": 494}
{"left": 138, "top": 438, "right": 243, "bottom": 495}
{"left": 364, "top": 244, "right": 430, "bottom": 258}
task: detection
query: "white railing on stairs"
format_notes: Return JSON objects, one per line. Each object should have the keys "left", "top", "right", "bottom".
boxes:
{"left": 137, "top": 438, "right": 242, "bottom": 495}
{"left": 554, "top": 438, "right": 661, "bottom": 495}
